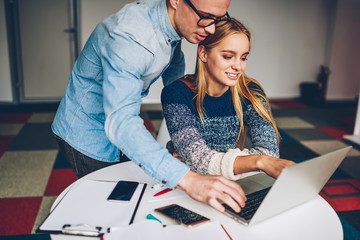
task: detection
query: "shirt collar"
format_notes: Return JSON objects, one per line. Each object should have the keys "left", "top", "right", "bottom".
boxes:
{"left": 156, "top": 0, "right": 181, "bottom": 44}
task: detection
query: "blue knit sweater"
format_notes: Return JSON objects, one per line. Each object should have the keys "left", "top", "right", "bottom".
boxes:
{"left": 161, "top": 79, "right": 279, "bottom": 178}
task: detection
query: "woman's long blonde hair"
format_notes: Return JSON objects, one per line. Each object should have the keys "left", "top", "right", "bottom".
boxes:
{"left": 186, "top": 18, "right": 280, "bottom": 147}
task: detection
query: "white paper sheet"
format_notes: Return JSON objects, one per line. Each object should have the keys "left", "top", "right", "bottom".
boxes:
{"left": 39, "top": 180, "right": 145, "bottom": 234}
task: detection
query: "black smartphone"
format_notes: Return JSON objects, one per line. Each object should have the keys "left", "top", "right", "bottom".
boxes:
{"left": 155, "top": 204, "right": 210, "bottom": 227}
{"left": 107, "top": 181, "right": 139, "bottom": 202}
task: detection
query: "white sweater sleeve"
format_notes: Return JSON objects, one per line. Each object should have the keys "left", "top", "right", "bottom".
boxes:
{"left": 207, "top": 148, "right": 261, "bottom": 180}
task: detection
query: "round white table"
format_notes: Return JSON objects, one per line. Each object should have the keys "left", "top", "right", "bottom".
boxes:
{"left": 51, "top": 161, "right": 343, "bottom": 240}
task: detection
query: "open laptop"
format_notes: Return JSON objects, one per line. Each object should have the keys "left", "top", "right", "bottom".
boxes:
{"left": 222, "top": 146, "right": 352, "bottom": 226}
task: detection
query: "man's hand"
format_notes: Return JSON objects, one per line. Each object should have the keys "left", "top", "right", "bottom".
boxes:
{"left": 176, "top": 170, "right": 247, "bottom": 213}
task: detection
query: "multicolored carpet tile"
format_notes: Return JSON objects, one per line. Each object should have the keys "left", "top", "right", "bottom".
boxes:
{"left": 271, "top": 99, "right": 360, "bottom": 240}
{"left": 0, "top": 100, "right": 359, "bottom": 239}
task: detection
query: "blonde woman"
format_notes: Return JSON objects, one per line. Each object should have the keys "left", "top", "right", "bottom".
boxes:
{"left": 161, "top": 18, "right": 295, "bottom": 181}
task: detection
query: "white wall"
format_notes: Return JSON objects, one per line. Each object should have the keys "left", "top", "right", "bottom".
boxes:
{"left": 83, "top": 0, "right": 332, "bottom": 102}
{"left": 1, "top": 0, "right": 359, "bottom": 103}
{"left": 327, "top": 0, "right": 360, "bottom": 100}
{"left": 184, "top": 0, "right": 358, "bottom": 100}
{"left": 226, "top": 0, "right": 334, "bottom": 99}
{"left": 0, "top": 0, "right": 13, "bottom": 102}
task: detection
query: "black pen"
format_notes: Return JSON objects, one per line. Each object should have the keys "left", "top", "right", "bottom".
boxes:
{"left": 129, "top": 183, "right": 147, "bottom": 224}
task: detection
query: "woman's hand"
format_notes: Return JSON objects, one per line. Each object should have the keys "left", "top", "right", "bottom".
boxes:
{"left": 234, "top": 155, "right": 296, "bottom": 179}
{"left": 172, "top": 150, "right": 183, "bottom": 162}
{"left": 256, "top": 156, "right": 296, "bottom": 178}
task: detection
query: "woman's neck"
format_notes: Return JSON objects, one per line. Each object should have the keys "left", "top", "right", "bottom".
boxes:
{"left": 206, "top": 85, "right": 229, "bottom": 97}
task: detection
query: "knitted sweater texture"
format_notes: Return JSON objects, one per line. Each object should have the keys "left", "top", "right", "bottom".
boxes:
{"left": 161, "top": 80, "right": 279, "bottom": 179}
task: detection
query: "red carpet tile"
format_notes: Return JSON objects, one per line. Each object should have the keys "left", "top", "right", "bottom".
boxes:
{"left": 320, "top": 179, "right": 360, "bottom": 212}
{"left": 318, "top": 127, "right": 353, "bottom": 140}
{"left": 0, "top": 113, "right": 32, "bottom": 124}
{"left": 143, "top": 120, "right": 155, "bottom": 132}
{"left": 44, "top": 169, "right": 78, "bottom": 196}
{"left": 0, "top": 135, "right": 16, "bottom": 158}
{"left": 0, "top": 197, "right": 42, "bottom": 235}
{"left": 270, "top": 99, "right": 308, "bottom": 109}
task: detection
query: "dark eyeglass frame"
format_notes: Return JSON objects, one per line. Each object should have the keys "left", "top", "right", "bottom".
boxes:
{"left": 184, "top": 0, "right": 231, "bottom": 27}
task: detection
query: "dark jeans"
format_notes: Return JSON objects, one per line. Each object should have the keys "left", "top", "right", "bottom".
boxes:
{"left": 54, "top": 134, "right": 130, "bottom": 178}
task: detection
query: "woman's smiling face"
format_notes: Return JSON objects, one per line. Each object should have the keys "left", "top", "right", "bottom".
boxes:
{"left": 199, "top": 32, "right": 250, "bottom": 97}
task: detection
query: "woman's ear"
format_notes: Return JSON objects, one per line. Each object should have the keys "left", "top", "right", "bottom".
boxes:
{"left": 198, "top": 45, "right": 207, "bottom": 63}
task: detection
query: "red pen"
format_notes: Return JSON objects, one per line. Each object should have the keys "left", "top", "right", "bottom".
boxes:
{"left": 154, "top": 188, "right": 173, "bottom": 197}
{"left": 221, "top": 224, "right": 232, "bottom": 240}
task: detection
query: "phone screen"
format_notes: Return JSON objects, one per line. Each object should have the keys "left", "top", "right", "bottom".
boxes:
{"left": 107, "top": 181, "right": 139, "bottom": 202}
{"left": 155, "top": 204, "right": 210, "bottom": 227}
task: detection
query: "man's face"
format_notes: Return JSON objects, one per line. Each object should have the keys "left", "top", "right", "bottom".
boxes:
{"left": 172, "top": 0, "right": 231, "bottom": 44}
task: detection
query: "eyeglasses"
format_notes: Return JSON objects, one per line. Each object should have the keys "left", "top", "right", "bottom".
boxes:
{"left": 184, "top": 0, "right": 231, "bottom": 28}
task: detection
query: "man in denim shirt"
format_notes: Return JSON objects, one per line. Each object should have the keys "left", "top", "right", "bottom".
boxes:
{"left": 52, "top": 0, "right": 246, "bottom": 213}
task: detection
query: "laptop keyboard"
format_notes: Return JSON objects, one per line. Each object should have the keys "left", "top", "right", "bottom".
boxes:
{"left": 223, "top": 187, "right": 271, "bottom": 220}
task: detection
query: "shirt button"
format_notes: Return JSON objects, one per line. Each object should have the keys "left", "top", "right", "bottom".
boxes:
{"left": 168, "top": 39, "right": 171, "bottom": 43}
{"left": 138, "top": 164, "right": 142, "bottom": 168}
{"left": 161, "top": 180, "right": 167, "bottom": 184}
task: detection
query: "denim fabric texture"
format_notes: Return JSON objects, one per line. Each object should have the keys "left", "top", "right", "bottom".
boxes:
{"left": 52, "top": 0, "right": 190, "bottom": 188}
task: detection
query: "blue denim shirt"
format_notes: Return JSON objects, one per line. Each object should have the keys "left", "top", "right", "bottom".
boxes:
{"left": 52, "top": 0, "right": 190, "bottom": 188}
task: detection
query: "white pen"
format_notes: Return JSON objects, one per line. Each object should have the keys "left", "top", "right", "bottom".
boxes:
{"left": 151, "top": 183, "right": 164, "bottom": 190}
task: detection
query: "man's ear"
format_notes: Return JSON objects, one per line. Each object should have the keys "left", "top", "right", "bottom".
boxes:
{"left": 168, "top": 0, "right": 180, "bottom": 10}
{"left": 198, "top": 45, "right": 207, "bottom": 62}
